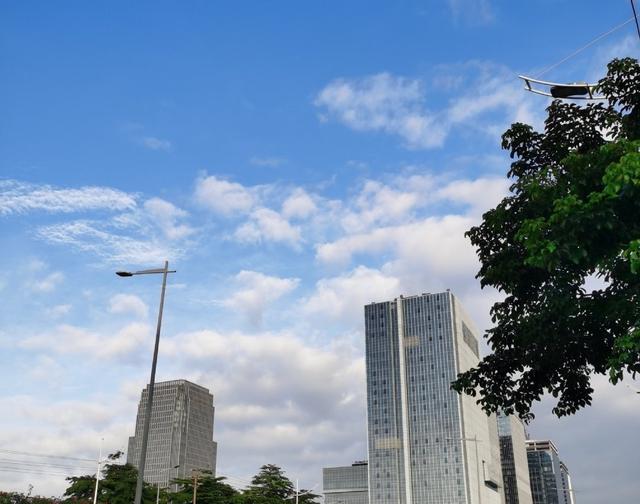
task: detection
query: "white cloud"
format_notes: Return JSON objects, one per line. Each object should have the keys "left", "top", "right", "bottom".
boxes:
{"left": 161, "top": 327, "right": 367, "bottom": 483}
{"left": 223, "top": 270, "right": 299, "bottom": 327}
{"left": 303, "top": 266, "right": 401, "bottom": 325}
{"left": 46, "top": 304, "right": 72, "bottom": 318}
{"left": 194, "top": 175, "right": 256, "bottom": 216}
{"left": 0, "top": 392, "right": 138, "bottom": 496}
{"left": 21, "top": 322, "right": 151, "bottom": 360}
{"left": 281, "top": 188, "right": 317, "bottom": 220}
{"left": 30, "top": 271, "right": 65, "bottom": 293}
{"left": 316, "top": 63, "right": 543, "bottom": 150}
{"left": 315, "top": 73, "right": 448, "bottom": 149}
{"left": 0, "top": 180, "right": 136, "bottom": 215}
{"left": 109, "top": 294, "right": 149, "bottom": 319}
{"left": 234, "top": 208, "right": 302, "bottom": 248}
{"left": 141, "top": 136, "right": 172, "bottom": 151}
{"left": 142, "top": 197, "right": 194, "bottom": 240}
{"left": 436, "top": 176, "right": 509, "bottom": 214}
{"left": 37, "top": 220, "right": 188, "bottom": 265}
{"left": 340, "top": 177, "right": 431, "bottom": 233}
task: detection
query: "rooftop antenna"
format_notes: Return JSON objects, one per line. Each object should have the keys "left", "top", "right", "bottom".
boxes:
{"left": 519, "top": 7, "right": 638, "bottom": 100}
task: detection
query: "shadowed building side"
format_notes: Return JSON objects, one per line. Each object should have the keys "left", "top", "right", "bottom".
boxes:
{"left": 127, "top": 379, "right": 217, "bottom": 485}
{"left": 497, "top": 412, "right": 533, "bottom": 504}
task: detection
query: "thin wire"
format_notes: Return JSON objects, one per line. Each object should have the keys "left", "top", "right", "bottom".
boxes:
{"left": 0, "top": 448, "right": 95, "bottom": 463}
{"left": 535, "top": 16, "right": 635, "bottom": 78}
{"left": 632, "top": 0, "right": 640, "bottom": 41}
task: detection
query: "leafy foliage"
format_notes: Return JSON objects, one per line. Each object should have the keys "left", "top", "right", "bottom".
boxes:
{"left": 237, "top": 465, "right": 318, "bottom": 504}
{"left": 63, "top": 452, "right": 156, "bottom": 504}
{"left": 171, "top": 472, "right": 238, "bottom": 504}
{"left": 0, "top": 492, "right": 60, "bottom": 504}
{"left": 62, "top": 460, "right": 317, "bottom": 504}
{"left": 451, "top": 58, "right": 640, "bottom": 418}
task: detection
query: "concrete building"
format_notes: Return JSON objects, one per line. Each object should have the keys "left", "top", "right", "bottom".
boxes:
{"left": 323, "top": 461, "right": 368, "bottom": 504}
{"left": 526, "top": 440, "right": 575, "bottom": 504}
{"left": 365, "top": 291, "right": 504, "bottom": 504}
{"left": 127, "top": 379, "right": 217, "bottom": 486}
{"left": 497, "top": 412, "right": 533, "bottom": 504}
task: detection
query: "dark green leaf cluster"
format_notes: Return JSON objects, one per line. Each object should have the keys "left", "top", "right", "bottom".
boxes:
{"left": 62, "top": 460, "right": 319, "bottom": 504}
{"left": 0, "top": 492, "right": 60, "bottom": 504}
{"left": 451, "top": 58, "right": 640, "bottom": 419}
{"left": 63, "top": 452, "right": 156, "bottom": 504}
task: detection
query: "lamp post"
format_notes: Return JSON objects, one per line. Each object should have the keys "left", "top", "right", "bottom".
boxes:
{"left": 448, "top": 436, "right": 482, "bottom": 504}
{"left": 92, "top": 438, "right": 104, "bottom": 503}
{"left": 116, "top": 261, "right": 176, "bottom": 504}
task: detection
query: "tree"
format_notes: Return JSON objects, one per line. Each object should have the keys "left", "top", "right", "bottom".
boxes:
{"left": 64, "top": 452, "right": 156, "bottom": 504}
{"left": 171, "top": 472, "right": 239, "bottom": 504}
{"left": 451, "top": 57, "right": 640, "bottom": 419}
{"left": 0, "top": 492, "right": 60, "bottom": 504}
{"left": 240, "top": 465, "right": 294, "bottom": 504}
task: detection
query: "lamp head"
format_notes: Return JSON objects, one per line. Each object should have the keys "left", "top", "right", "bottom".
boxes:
{"left": 116, "top": 271, "right": 133, "bottom": 277}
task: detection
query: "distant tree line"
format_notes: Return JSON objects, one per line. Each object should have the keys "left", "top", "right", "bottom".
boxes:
{"left": 59, "top": 453, "right": 319, "bottom": 504}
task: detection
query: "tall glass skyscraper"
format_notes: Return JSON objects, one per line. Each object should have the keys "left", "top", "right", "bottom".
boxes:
{"left": 497, "top": 412, "right": 533, "bottom": 504}
{"left": 127, "top": 379, "right": 218, "bottom": 486}
{"left": 526, "top": 440, "right": 575, "bottom": 504}
{"left": 365, "top": 291, "right": 504, "bottom": 504}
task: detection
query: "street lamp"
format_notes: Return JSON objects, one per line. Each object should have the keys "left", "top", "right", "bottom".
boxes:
{"left": 447, "top": 436, "right": 482, "bottom": 504}
{"left": 157, "top": 465, "right": 180, "bottom": 504}
{"left": 116, "top": 261, "right": 176, "bottom": 504}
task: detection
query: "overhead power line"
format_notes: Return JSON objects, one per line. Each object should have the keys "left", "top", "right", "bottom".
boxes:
{"left": 0, "top": 448, "right": 96, "bottom": 463}
{"left": 632, "top": 1, "right": 640, "bottom": 41}
{"left": 536, "top": 16, "right": 636, "bottom": 78}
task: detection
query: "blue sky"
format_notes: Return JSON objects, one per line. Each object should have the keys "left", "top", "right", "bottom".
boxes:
{"left": 1, "top": 1, "right": 639, "bottom": 502}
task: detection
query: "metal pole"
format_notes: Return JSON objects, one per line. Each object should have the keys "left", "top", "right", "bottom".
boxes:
{"left": 192, "top": 471, "right": 198, "bottom": 504}
{"left": 134, "top": 260, "right": 170, "bottom": 504}
{"left": 93, "top": 438, "right": 102, "bottom": 503}
{"left": 296, "top": 479, "right": 299, "bottom": 504}
{"left": 156, "top": 485, "right": 160, "bottom": 504}
{"left": 473, "top": 436, "right": 482, "bottom": 504}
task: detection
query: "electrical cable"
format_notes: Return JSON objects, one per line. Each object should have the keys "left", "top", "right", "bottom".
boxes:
{"left": 0, "top": 448, "right": 95, "bottom": 463}
{"left": 535, "top": 16, "right": 636, "bottom": 78}
{"left": 632, "top": 0, "right": 640, "bottom": 41}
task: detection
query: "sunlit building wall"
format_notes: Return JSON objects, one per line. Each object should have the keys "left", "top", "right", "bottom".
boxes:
{"left": 365, "top": 291, "right": 504, "bottom": 504}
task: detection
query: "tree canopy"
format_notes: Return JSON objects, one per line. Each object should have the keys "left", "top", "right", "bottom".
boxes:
{"left": 451, "top": 57, "right": 640, "bottom": 419}
{"left": 239, "top": 465, "right": 318, "bottom": 504}
{"left": 64, "top": 452, "right": 157, "bottom": 504}
{"left": 62, "top": 461, "right": 318, "bottom": 504}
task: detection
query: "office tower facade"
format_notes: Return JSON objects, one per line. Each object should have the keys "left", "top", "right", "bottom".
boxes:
{"left": 526, "top": 440, "right": 575, "bottom": 504}
{"left": 365, "top": 291, "right": 504, "bottom": 504}
{"left": 127, "top": 379, "right": 217, "bottom": 486}
{"left": 322, "top": 461, "right": 368, "bottom": 504}
{"left": 558, "top": 462, "right": 575, "bottom": 504}
{"left": 497, "top": 412, "right": 533, "bottom": 504}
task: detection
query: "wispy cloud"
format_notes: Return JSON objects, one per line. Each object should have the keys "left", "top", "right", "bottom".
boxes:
{"left": 140, "top": 136, "right": 173, "bottom": 151}
{"left": 315, "top": 62, "right": 542, "bottom": 149}
{"left": 249, "top": 156, "right": 286, "bottom": 168}
{"left": 447, "top": 0, "right": 495, "bottom": 26}
{"left": 315, "top": 73, "right": 447, "bottom": 149}
{"left": 21, "top": 322, "right": 152, "bottom": 359}
{"left": 30, "top": 271, "right": 65, "bottom": 293}
{"left": 37, "top": 220, "right": 189, "bottom": 265}
{"left": 0, "top": 180, "right": 136, "bottom": 215}
{"left": 222, "top": 270, "right": 299, "bottom": 327}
